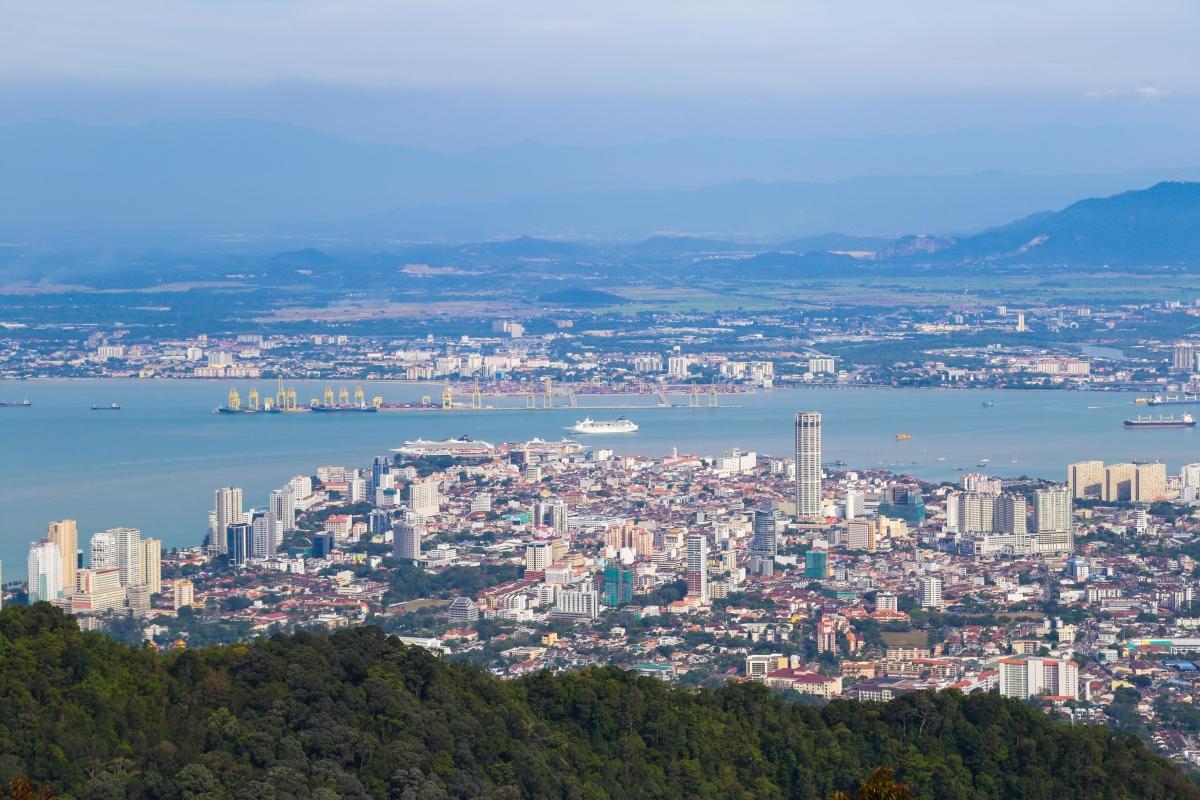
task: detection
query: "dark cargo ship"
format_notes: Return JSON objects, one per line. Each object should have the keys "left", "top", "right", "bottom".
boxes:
{"left": 1124, "top": 414, "right": 1196, "bottom": 428}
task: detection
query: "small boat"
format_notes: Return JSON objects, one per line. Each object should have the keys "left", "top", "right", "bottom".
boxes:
{"left": 0, "top": 399, "right": 31, "bottom": 408}
{"left": 91, "top": 403, "right": 121, "bottom": 411}
{"left": 977, "top": 459, "right": 990, "bottom": 467}
{"left": 895, "top": 432, "right": 911, "bottom": 441}
{"left": 981, "top": 400, "right": 996, "bottom": 408}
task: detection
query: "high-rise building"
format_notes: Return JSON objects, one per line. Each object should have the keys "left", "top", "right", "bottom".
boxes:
{"left": 552, "top": 588, "right": 600, "bottom": 619}
{"left": 1000, "top": 657, "right": 1078, "bottom": 700}
{"left": 90, "top": 531, "right": 117, "bottom": 571}
{"left": 686, "top": 533, "right": 709, "bottom": 604}
{"left": 214, "top": 487, "right": 244, "bottom": 555}
{"left": 139, "top": 538, "right": 162, "bottom": 594}
{"left": 1135, "top": 462, "right": 1166, "bottom": 502}
{"left": 251, "top": 512, "right": 278, "bottom": 560}
{"left": 47, "top": 519, "right": 78, "bottom": 595}
{"left": 804, "top": 549, "right": 829, "bottom": 580}
{"left": 994, "top": 494, "right": 1027, "bottom": 536}
{"left": 1033, "top": 487, "right": 1072, "bottom": 532}
{"left": 27, "top": 539, "right": 63, "bottom": 603}
{"left": 406, "top": 479, "right": 440, "bottom": 517}
{"left": 794, "top": 411, "right": 822, "bottom": 517}
{"left": 843, "top": 489, "right": 865, "bottom": 519}
{"left": 524, "top": 541, "right": 555, "bottom": 572}
{"left": 918, "top": 574, "right": 944, "bottom": 609}
{"left": 1068, "top": 460, "right": 1105, "bottom": 499}
{"left": 603, "top": 563, "right": 635, "bottom": 606}
{"left": 1103, "top": 463, "right": 1136, "bottom": 502}
{"left": 225, "top": 522, "right": 252, "bottom": 566}
{"left": 173, "top": 578, "right": 195, "bottom": 610}
{"left": 1173, "top": 342, "right": 1195, "bottom": 372}
{"left": 750, "top": 506, "right": 780, "bottom": 575}
{"left": 955, "top": 492, "right": 996, "bottom": 533}
{"left": 876, "top": 592, "right": 898, "bottom": 612}
{"left": 110, "top": 527, "right": 141, "bottom": 587}
{"left": 393, "top": 521, "right": 422, "bottom": 563}
{"left": 844, "top": 519, "right": 876, "bottom": 552}
{"left": 269, "top": 488, "right": 297, "bottom": 534}
{"left": 72, "top": 567, "right": 125, "bottom": 613}
{"left": 547, "top": 499, "right": 568, "bottom": 537}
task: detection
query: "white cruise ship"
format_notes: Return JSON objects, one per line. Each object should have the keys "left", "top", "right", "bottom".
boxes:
{"left": 568, "top": 417, "right": 638, "bottom": 434}
{"left": 393, "top": 436, "right": 496, "bottom": 458}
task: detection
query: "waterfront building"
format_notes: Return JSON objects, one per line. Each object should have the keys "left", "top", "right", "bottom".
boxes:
{"left": 47, "top": 519, "right": 78, "bottom": 595}
{"left": 794, "top": 411, "right": 822, "bottom": 517}
{"left": 27, "top": 539, "right": 62, "bottom": 603}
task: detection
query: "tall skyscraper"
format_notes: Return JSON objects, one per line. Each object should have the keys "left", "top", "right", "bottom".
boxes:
{"left": 1173, "top": 342, "right": 1195, "bottom": 372}
{"left": 794, "top": 411, "right": 822, "bottom": 517}
{"left": 47, "top": 519, "right": 78, "bottom": 595}
{"left": 139, "top": 538, "right": 162, "bottom": 594}
{"left": 1033, "top": 487, "right": 1072, "bottom": 532}
{"left": 548, "top": 498, "right": 568, "bottom": 537}
{"left": 750, "top": 506, "right": 780, "bottom": 576}
{"left": 686, "top": 533, "right": 709, "bottom": 604}
{"left": 27, "top": 539, "right": 63, "bottom": 603}
{"left": 251, "top": 512, "right": 277, "bottom": 560}
{"left": 214, "top": 487, "right": 244, "bottom": 555}
{"left": 393, "top": 521, "right": 423, "bottom": 563}
{"left": 269, "top": 487, "right": 297, "bottom": 534}
{"left": 603, "top": 563, "right": 635, "bottom": 606}
{"left": 107, "top": 527, "right": 142, "bottom": 588}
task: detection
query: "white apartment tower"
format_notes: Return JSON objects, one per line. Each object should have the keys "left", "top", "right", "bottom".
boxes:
{"left": 27, "top": 540, "right": 63, "bottom": 603}
{"left": 686, "top": 533, "right": 709, "bottom": 604}
{"left": 214, "top": 487, "right": 244, "bottom": 555}
{"left": 1033, "top": 487, "right": 1072, "bottom": 532}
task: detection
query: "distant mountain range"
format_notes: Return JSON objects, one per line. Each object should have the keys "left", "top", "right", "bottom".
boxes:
{"left": 932, "top": 181, "right": 1200, "bottom": 265}
{"left": 3, "top": 119, "right": 1200, "bottom": 240}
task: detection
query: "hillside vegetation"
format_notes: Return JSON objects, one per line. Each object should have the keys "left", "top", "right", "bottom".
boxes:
{"left": 0, "top": 604, "right": 1194, "bottom": 800}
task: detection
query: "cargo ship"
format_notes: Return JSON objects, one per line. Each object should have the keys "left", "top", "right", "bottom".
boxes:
{"left": 91, "top": 403, "right": 121, "bottom": 411}
{"left": 1124, "top": 413, "right": 1196, "bottom": 428}
{"left": 0, "top": 399, "right": 31, "bottom": 408}
{"left": 1147, "top": 393, "right": 1200, "bottom": 406}
{"left": 310, "top": 404, "right": 379, "bottom": 413}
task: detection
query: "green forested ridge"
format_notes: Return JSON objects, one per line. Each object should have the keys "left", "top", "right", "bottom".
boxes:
{"left": 0, "top": 604, "right": 1194, "bottom": 800}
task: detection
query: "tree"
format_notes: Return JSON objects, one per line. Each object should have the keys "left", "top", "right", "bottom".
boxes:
{"left": 829, "top": 768, "right": 913, "bottom": 800}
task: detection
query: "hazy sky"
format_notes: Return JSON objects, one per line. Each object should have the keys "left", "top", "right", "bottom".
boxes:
{"left": 2, "top": 1, "right": 1198, "bottom": 148}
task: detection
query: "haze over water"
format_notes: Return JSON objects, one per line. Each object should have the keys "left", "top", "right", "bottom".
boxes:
{"left": 0, "top": 379, "right": 1191, "bottom": 576}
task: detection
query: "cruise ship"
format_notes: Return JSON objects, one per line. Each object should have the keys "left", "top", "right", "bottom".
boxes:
{"left": 569, "top": 417, "right": 638, "bottom": 434}
{"left": 394, "top": 436, "right": 496, "bottom": 459}
{"left": 1124, "top": 413, "right": 1196, "bottom": 428}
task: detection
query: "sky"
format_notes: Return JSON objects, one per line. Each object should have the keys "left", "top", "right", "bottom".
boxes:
{"left": 1, "top": 1, "right": 1198, "bottom": 149}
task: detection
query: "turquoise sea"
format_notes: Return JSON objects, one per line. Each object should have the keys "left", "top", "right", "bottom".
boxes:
{"left": 0, "top": 379, "right": 1193, "bottom": 577}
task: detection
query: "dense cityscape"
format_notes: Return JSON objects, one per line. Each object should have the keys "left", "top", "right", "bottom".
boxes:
{"left": 17, "top": 359, "right": 1200, "bottom": 769}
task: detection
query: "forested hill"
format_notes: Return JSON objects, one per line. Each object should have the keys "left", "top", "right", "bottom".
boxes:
{"left": 0, "top": 605, "right": 1195, "bottom": 800}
